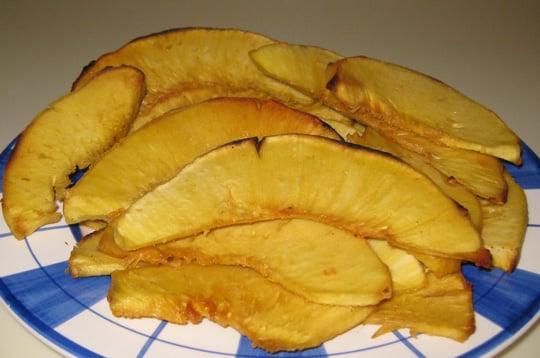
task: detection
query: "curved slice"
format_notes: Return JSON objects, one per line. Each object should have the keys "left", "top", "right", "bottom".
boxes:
{"left": 481, "top": 171, "right": 528, "bottom": 271}
{"left": 2, "top": 67, "right": 145, "bottom": 238}
{"left": 327, "top": 56, "right": 520, "bottom": 163}
{"left": 365, "top": 273, "right": 474, "bottom": 342}
{"left": 115, "top": 134, "right": 489, "bottom": 265}
{"left": 69, "top": 230, "right": 127, "bottom": 277}
{"left": 73, "top": 28, "right": 315, "bottom": 131}
{"left": 251, "top": 43, "right": 507, "bottom": 201}
{"left": 110, "top": 265, "right": 373, "bottom": 352}
{"left": 413, "top": 252, "right": 461, "bottom": 278}
{"left": 367, "top": 240, "right": 425, "bottom": 293}
{"left": 63, "top": 98, "right": 339, "bottom": 224}
{"left": 350, "top": 128, "right": 482, "bottom": 229}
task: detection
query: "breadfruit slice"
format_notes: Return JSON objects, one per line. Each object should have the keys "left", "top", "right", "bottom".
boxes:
{"left": 108, "top": 265, "right": 374, "bottom": 352}
{"left": 114, "top": 134, "right": 489, "bottom": 266}
{"left": 63, "top": 98, "right": 339, "bottom": 224}
{"left": 73, "top": 28, "right": 316, "bottom": 131}
{"left": 2, "top": 66, "right": 145, "bottom": 238}
{"left": 481, "top": 171, "right": 528, "bottom": 271}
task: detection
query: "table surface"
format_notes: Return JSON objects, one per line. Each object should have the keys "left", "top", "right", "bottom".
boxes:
{"left": 1, "top": 1, "right": 539, "bottom": 357}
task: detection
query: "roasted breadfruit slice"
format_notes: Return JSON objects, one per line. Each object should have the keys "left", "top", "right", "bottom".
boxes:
{"left": 114, "top": 134, "right": 489, "bottom": 265}
{"left": 367, "top": 239, "right": 426, "bottom": 292}
{"left": 327, "top": 56, "right": 520, "bottom": 164}
{"left": 250, "top": 43, "right": 507, "bottom": 202}
{"left": 96, "top": 219, "right": 393, "bottom": 306}
{"left": 73, "top": 28, "right": 319, "bottom": 130}
{"left": 63, "top": 98, "right": 339, "bottom": 224}
{"left": 108, "top": 265, "right": 374, "bottom": 352}
{"left": 350, "top": 127, "right": 482, "bottom": 229}
{"left": 2, "top": 67, "right": 145, "bottom": 238}
{"left": 69, "top": 230, "right": 128, "bottom": 277}
{"left": 481, "top": 171, "right": 528, "bottom": 271}
{"left": 365, "top": 273, "right": 475, "bottom": 342}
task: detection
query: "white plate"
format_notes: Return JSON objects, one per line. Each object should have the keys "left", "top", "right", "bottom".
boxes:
{"left": 1, "top": 137, "right": 539, "bottom": 358}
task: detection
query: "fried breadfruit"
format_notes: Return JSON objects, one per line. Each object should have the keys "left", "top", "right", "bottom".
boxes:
{"left": 365, "top": 273, "right": 475, "bottom": 342}
{"left": 63, "top": 98, "right": 339, "bottom": 224}
{"left": 109, "top": 265, "right": 374, "bottom": 352}
{"left": 250, "top": 43, "right": 507, "bottom": 202}
{"left": 350, "top": 128, "right": 482, "bottom": 229}
{"left": 2, "top": 67, "right": 145, "bottom": 238}
{"left": 367, "top": 240, "right": 426, "bottom": 292}
{"left": 326, "top": 56, "right": 520, "bottom": 164}
{"left": 69, "top": 230, "right": 129, "bottom": 277}
{"left": 114, "top": 135, "right": 489, "bottom": 266}
{"left": 98, "top": 219, "right": 393, "bottom": 306}
{"left": 412, "top": 252, "right": 461, "bottom": 278}
{"left": 72, "top": 28, "right": 322, "bottom": 131}
{"left": 481, "top": 171, "right": 528, "bottom": 271}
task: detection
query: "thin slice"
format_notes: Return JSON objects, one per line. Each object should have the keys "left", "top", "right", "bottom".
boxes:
{"left": 2, "top": 67, "right": 145, "bottom": 238}
{"left": 251, "top": 43, "right": 507, "bottom": 201}
{"left": 413, "top": 252, "right": 461, "bottom": 278}
{"left": 109, "top": 265, "right": 374, "bottom": 352}
{"left": 69, "top": 230, "right": 128, "bottom": 277}
{"left": 350, "top": 127, "right": 482, "bottom": 229}
{"left": 367, "top": 239, "right": 425, "bottom": 292}
{"left": 365, "top": 273, "right": 475, "bottom": 342}
{"left": 73, "top": 28, "right": 315, "bottom": 130}
{"left": 63, "top": 98, "right": 339, "bottom": 224}
{"left": 114, "top": 134, "right": 489, "bottom": 265}
{"left": 327, "top": 56, "right": 520, "bottom": 163}
{"left": 481, "top": 171, "right": 528, "bottom": 271}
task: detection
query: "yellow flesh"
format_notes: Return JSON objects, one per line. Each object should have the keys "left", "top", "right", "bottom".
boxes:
{"left": 63, "top": 98, "right": 339, "bottom": 224}
{"left": 366, "top": 273, "right": 475, "bottom": 342}
{"left": 115, "top": 135, "right": 488, "bottom": 265}
{"left": 2, "top": 67, "right": 144, "bottom": 238}
{"left": 413, "top": 252, "right": 461, "bottom": 278}
{"left": 251, "top": 43, "right": 507, "bottom": 201}
{"left": 350, "top": 128, "right": 482, "bottom": 229}
{"left": 73, "top": 28, "right": 316, "bottom": 131}
{"left": 481, "top": 172, "right": 528, "bottom": 271}
{"left": 328, "top": 57, "right": 520, "bottom": 163}
{"left": 109, "top": 265, "right": 373, "bottom": 352}
{"left": 367, "top": 239, "right": 426, "bottom": 292}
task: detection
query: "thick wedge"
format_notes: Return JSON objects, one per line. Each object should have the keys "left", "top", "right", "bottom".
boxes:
{"left": 350, "top": 128, "right": 482, "bottom": 229}
{"left": 481, "top": 172, "right": 528, "bottom": 271}
{"left": 109, "top": 265, "right": 374, "bottom": 352}
{"left": 73, "top": 28, "right": 318, "bottom": 130}
{"left": 63, "top": 98, "right": 339, "bottom": 224}
{"left": 327, "top": 56, "right": 520, "bottom": 163}
{"left": 366, "top": 273, "right": 475, "bottom": 342}
{"left": 114, "top": 134, "right": 489, "bottom": 265}
{"left": 413, "top": 252, "right": 461, "bottom": 278}
{"left": 251, "top": 43, "right": 507, "bottom": 201}
{"left": 2, "top": 67, "right": 145, "bottom": 238}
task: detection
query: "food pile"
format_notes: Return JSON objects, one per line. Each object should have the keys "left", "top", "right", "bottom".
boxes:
{"left": 1, "top": 28, "right": 528, "bottom": 352}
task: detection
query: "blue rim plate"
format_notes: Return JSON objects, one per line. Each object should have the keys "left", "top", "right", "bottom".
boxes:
{"left": 0, "top": 137, "right": 539, "bottom": 358}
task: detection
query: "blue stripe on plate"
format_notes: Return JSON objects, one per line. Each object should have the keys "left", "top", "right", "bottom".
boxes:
{"left": 0, "top": 224, "right": 71, "bottom": 239}
{"left": 505, "top": 142, "right": 540, "bottom": 189}
{"left": 0, "top": 277, "right": 102, "bottom": 358}
{"left": 463, "top": 266, "right": 540, "bottom": 332}
{"left": 236, "top": 336, "right": 327, "bottom": 357}
{"left": 2, "top": 260, "right": 110, "bottom": 328}
{"left": 0, "top": 136, "right": 17, "bottom": 193}
{"left": 393, "top": 331, "right": 426, "bottom": 358}
{"left": 68, "top": 224, "right": 83, "bottom": 242}
{"left": 137, "top": 321, "right": 168, "bottom": 358}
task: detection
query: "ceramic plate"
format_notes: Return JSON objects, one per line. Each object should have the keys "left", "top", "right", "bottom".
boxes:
{"left": 0, "top": 137, "right": 539, "bottom": 358}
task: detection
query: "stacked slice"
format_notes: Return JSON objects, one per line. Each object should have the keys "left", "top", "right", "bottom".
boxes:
{"left": 1, "top": 28, "right": 529, "bottom": 353}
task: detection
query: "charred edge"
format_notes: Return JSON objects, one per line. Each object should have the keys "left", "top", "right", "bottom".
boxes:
{"left": 325, "top": 71, "right": 339, "bottom": 92}
{"left": 71, "top": 27, "right": 277, "bottom": 90}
